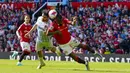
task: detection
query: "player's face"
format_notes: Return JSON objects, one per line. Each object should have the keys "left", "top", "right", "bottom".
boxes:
{"left": 42, "top": 15, "right": 48, "bottom": 22}
{"left": 24, "top": 16, "right": 30, "bottom": 24}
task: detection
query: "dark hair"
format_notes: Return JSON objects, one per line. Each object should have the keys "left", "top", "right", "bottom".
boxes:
{"left": 42, "top": 10, "right": 48, "bottom": 17}
{"left": 56, "top": 14, "right": 62, "bottom": 26}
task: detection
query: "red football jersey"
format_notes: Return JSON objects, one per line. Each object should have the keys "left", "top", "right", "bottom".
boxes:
{"left": 17, "top": 23, "right": 32, "bottom": 42}
{"left": 49, "top": 17, "right": 71, "bottom": 44}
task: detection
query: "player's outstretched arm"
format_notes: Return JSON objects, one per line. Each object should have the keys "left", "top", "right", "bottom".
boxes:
{"left": 25, "top": 24, "right": 37, "bottom": 37}
{"left": 65, "top": 16, "right": 77, "bottom": 25}
{"left": 46, "top": 30, "right": 61, "bottom": 36}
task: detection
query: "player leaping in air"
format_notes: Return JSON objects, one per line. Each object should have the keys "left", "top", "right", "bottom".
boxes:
{"left": 46, "top": 10, "right": 103, "bottom": 71}
{"left": 11, "top": 15, "right": 32, "bottom": 66}
{"left": 25, "top": 10, "right": 60, "bottom": 69}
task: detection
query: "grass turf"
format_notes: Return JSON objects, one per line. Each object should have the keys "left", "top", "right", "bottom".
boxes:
{"left": 0, "top": 59, "right": 130, "bottom": 73}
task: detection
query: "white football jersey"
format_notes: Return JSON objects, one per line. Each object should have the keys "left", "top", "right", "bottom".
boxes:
{"left": 36, "top": 16, "right": 52, "bottom": 42}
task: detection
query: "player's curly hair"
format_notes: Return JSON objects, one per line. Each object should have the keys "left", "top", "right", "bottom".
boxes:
{"left": 56, "top": 14, "right": 62, "bottom": 26}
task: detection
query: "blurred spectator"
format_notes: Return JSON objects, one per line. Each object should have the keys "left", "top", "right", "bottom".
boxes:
{"left": 61, "top": 3, "right": 130, "bottom": 54}
{"left": 0, "top": 1, "right": 39, "bottom": 52}
{"left": 115, "top": 49, "right": 124, "bottom": 54}
{"left": 104, "top": 47, "right": 111, "bottom": 54}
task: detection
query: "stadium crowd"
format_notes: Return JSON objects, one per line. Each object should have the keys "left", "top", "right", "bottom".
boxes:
{"left": 0, "top": 2, "right": 40, "bottom": 52}
{"left": 70, "top": 0, "right": 130, "bottom": 2}
{"left": 65, "top": 3, "right": 130, "bottom": 54}
{"left": 0, "top": 1, "right": 130, "bottom": 54}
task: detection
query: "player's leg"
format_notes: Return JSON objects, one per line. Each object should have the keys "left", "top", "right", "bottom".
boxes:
{"left": 48, "top": 46, "right": 61, "bottom": 56}
{"left": 11, "top": 51, "right": 25, "bottom": 58}
{"left": 77, "top": 44, "right": 103, "bottom": 59}
{"left": 59, "top": 44, "right": 90, "bottom": 70}
{"left": 70, "top": 36, "right": 102, "bottom": 59}
{"left": 17, "top": 50, "right": 30, "bottom": 65}
{"left": 36, "top": 41, "right": 46, "bottom": 69}
{"left": 17, "top": 42, "right": 31, "bottom": 66}
{"left": 69, "top": 52, "right": 85, "bottom": 64}
{"left": 48, "top": 38, "right": 61, "bottom": 56}
{"left": 68, "top": 52, "right": 90, "bottom": 70}
{"left": 71, "top": 37, "right": 95, "bottom": 53}
{"left": 48, "top": 39, "right": 61, "bottom": 56}
{"left": 77, "top": 44, "right": 95, "bottom": 53}
{"left": 36, "top": 50, "right": 46, "bottom": 69}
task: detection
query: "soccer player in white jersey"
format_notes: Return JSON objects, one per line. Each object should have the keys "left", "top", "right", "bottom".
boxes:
{"left": 25, "top": 10, "right": 60, "bottom": 69}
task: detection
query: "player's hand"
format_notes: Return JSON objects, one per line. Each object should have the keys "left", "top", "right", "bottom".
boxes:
{"left": 72, "top": 16, "right": 77, "bottom": 25}
{"left": 73, "top": 16, "right": 77, "bottom": 22}
{"left": 25, "top": 33, "right": 30, "bottom": 38}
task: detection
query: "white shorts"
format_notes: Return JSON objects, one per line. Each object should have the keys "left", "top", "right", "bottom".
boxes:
{"left": 20, "top": 42, "right": 31, "bottom": 51}
{"left": 36, "top": 38, "right": 54, "bottom": 51}
{"left": 59, "top": 36, "right": 80, "bottom": 55}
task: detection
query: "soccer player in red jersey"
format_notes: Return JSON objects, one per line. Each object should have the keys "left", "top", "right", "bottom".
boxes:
{"left": 12, "top": 15, "right": 32, "bottom": 66}
{"left": 47, "top": 10, "right": 102, "bottom": 70}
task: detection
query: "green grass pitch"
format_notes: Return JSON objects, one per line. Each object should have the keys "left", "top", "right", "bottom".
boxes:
{"left": 0, "top": 59, "right": 130, "bottom": 73}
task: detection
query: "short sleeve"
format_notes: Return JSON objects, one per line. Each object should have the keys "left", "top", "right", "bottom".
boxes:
{"left": 36, "top": 16, "right": 43, "bottom": 25}
{"left": 17, "top": 24, "right": 23, "bottom": 32}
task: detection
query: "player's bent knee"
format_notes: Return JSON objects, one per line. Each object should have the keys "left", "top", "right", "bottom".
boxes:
{"left": 23, "top": 49, "right": 31, "bottom": 55}
{"left": 50, "top": 47, "right": 56, "bottom": 53}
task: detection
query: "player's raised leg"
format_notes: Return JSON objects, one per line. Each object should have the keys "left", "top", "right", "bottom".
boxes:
{"left": 59, "top": 43, "right": 90, "bottom": 70}
{"left": 77, "top": 44, "right": 103, "bottom": 59}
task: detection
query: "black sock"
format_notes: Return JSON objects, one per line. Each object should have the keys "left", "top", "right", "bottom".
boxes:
{"left": 43, "top": 56, "right": 46, "bottom": 60}
{"left": 19, "top": 52, "right": 27, "bottom": 62}
{"left": 69, "top": 53, "right": 85, "bottom": 64}
{"left": 85, "top": 45, "right": 95, "bottom": 53}
{"left": 76, "top": 57, "right": 85, "bottom": 64}
{"left": 18, "top": 52, "right": 22, "bottom": 55}
{"left": 78, "top": 44, "right": 95, "bottom": 53}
